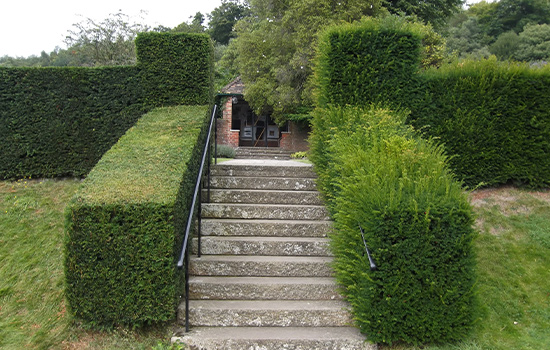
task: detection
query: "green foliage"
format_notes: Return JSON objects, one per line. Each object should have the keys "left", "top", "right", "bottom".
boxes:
{"left": 489, "top": 31, "right": 521, "bottom": 60}
{"left": 514, "top": 23, "right": 550, "bottom": 62}
{"left": 234, "top": 0, "right": 382, "bottom": 122}
{"left": 315, "top": 15, "right": 424, "bottom": 109}
{"left": 64, "top": 12, "right": 151, "bottom": 66}
{"left": 65, "top": 105, "right": 209, "bottom": 327}
{"left": 0, "top": 32, "right": 213, "bottom": 180}
{"left": 136, "top": 32, "right": 214, "bottom": 107}
{"left": 216, "top": 144, "right": 236, "bottom": 158}
{"left": 316, "top": 16, "right": 550, "bottom": 188}
{"left": 382, "top": 0, "right": 463, "bottom": 28}
{"left": 415, "top": 59, "right": 550, "bottom": 188}
{"left": 173, "top": 12, "right": 207, "bottom": 34}
{"left": 309, "top": 105, "right": 477, "bottom": 345}
{"left": 444, "top": 0, "right": 550, "bottom": 60}
{"left": 0, "top": 66, "right": 148, "bottom": 180}
{"left": 208, "top": 0, "right": 251, "bottom": 45}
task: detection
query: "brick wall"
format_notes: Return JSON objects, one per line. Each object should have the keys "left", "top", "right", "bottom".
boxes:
{"left": 280, "top": 122, "right": 310, "bottom": 152}
{"left": 216, "top": 97, "right": 239, "bottom": 148}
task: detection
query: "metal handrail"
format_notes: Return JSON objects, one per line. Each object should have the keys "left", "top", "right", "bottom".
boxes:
{"left": 176, "top": 104, "right": 218, "bottom": 332}
{"left": 359, "top": 224, "right": 377, "bottom": 271}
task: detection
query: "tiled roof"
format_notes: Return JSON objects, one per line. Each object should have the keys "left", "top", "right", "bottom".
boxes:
{"left": 221, "top": 76, "right": 244, "bottom": 95}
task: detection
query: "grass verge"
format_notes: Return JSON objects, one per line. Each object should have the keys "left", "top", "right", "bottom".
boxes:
{"left": 0, "top": 179, "right": 180, "bottom": 350}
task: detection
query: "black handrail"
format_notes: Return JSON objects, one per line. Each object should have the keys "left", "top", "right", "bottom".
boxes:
{"left": 359, "top": 224, "right": 377, "bottom": 271}
{"left": 177, "top": 104, "right": 218, "bottom": 332}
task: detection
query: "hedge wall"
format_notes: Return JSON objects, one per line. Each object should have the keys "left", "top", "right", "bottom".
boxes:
{"left": 0, "top": 33, "right": 213, "bottom": 180}
{"left": 412, "top": 59, "right": 550, "bottom": 188}
{"left": 309, "top": 105, "right": 477, "bottom": 345}
{"left": 65, "top": 105, "right": 210, "bottom": 326}
{"left": 136, "top": 32, "right": 213, "bottom": 107}
{"left": 315, "top": 16, "right": 550, "bottom": 188}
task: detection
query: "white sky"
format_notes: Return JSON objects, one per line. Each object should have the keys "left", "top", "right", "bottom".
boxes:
{"left": 0, "top": 0, "right": 223, "bottom": 57}
{"left": 1, "top": 0, "right": 489, "bottom": 58}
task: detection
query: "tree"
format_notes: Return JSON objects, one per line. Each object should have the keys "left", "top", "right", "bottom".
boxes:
{"left": 173, "top": 12, "right": 207, "bottom": 33}
{"left": 489, "top": 31, "right": 521, "bottom": 59}
{"left": 64, "top": 12, "right": 150, "bottom": 66}
{"left": 446, "top": 16, "right": 492, "bottom": 59}
{"left": 514, "top": 23, "right": 550, "bottom": 62}
{"left": 382, "top": 0, "right": 463, "bottom": 27}
{"left": 234, "top": 0, "right": 383, "bottom": 122}
{"left": 208, "top": 0, "right": 251, "bottom": 45}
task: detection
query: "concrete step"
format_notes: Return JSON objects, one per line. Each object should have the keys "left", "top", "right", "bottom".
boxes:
{"left": 201, "top": 219, "right": 331, "bottom": 237}
{"left": 212, "top": 163, "right": 315, "bottom": 178}
{"left": 189, "top": 255, "right": 333, "bottom": 277}
{"left": 203, "top": 188, "right": 323, "bottom": 205}
{"left": 210, "top": 176, "right": 316, "bottom": 191}
{"left": 188, "top": 276, "right": 342, "bottom": 300}
{"left": 235, "top": 148, "right": 294, "bottom": 160}
{"left": 235, "top": 153, "right": 292, "bottom": 160}
{"left": 183, "top": 300, "right": 352, "bottom": 327}
{"left": 192, "top": 236, "right": 332, "bottom": 256}
{"left": 201, "top": 203, "right": 330, "bottom": 220}
{"left": 173, "top": 327, "right": 376, "bottom": 350}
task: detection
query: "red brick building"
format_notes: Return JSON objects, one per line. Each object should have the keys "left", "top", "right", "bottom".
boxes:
{"left": 216, "top": 77, "right": 309, "bottom": 152}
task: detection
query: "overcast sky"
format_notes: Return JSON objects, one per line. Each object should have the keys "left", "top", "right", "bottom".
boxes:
{"left": 0, "top": 0, "right": 223, "bottom": 57}
{"left": 1, "top": 0, "right": 489, "bottom": 58}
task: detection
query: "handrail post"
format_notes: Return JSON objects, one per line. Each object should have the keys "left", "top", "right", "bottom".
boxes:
{"left": 207, "top": 134, "right": 211, "bottom": 204}
{"left": 198, "top": 178, "right": 202, "bottom": 258}
{"left": 359, "top": 224, "right": 377, "bottom": 271}
{"left": 214, "top": 111, "right": 218, "bottom": 165}
{"left": 184, "top": 247, "right": 190, "bottom": 332}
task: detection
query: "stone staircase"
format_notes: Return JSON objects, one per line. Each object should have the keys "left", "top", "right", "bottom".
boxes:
{"left": 174, "top": 159, "right": 376, "bottom": 350}
{"left": 234, "top": 147, "right": 293, "bottom": 160}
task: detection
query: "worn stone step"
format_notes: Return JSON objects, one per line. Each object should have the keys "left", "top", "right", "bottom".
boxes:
{"left": 203, "top": 188, "right": 323, "bottom": 205}
{"left": 192, "top": 236, "right": 331, "bottom": 256}
{"left": 188, "top": 276, "right": 342, "bottom": 300}
{"left": 201, "top": 219, "right": 331, "bottom": 237}
{"left": 201, "top": 203, "right": 330, "bottom": 220}
{"left": 173, "top": 327, "right": 377, "bottom": 350}
{"left": 235, "top": 153, "right": 292, "bottom": 160}
{"left": 189, "top": 255, "right": 333, "bottom": 277}
{"left": 183, "top": 300, "right": 352, "bottom": 327}
{"left": 211, "top": 163, "right": 315, "bottom": 178}
{"left": 210, "top": 176, "right": 316, "bottom": 191}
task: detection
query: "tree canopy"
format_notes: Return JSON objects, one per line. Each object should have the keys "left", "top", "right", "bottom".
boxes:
{"left": 232, "top": 0, "right": 383, "bottom": 122}
{"left": 229, "top": 0, "right": 455, "bottom": 122}
{"left": 445, "top": 0, "right": 550, "bottom": 60}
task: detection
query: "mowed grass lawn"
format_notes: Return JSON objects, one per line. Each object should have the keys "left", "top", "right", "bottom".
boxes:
{"left": 1, "top": 179, "right": 549, "bottom": 349}
{"left": 0, "top": 179, "right": 175, "bottom": 350}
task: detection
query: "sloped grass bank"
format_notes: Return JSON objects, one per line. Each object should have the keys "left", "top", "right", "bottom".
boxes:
{"left": 65, "top": 105, "right": 209, "bottom": 327}
{"left": 0, "top": 179, "right": 81, "bottom": 349}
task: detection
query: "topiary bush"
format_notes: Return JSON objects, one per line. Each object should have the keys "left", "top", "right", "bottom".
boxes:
{"left": 65, "top": 105, "right": 210, "bottom": 327}
{"left": 310, "top": 105, "right": 477, "bottom": 345}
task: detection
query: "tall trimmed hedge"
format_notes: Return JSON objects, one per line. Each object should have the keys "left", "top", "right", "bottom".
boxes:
{"left": 412, "top": 59, "right": 550, "bottom": 188}
{"left": 0, "top": 66, "right": 146, "bottom": 179}
{"left": 309, "top": 105, "right": 477, "bottom": 345}
{"left": 65, "top": 105, "right": 210, "bottom": 326}
{"left": 136, "top": 32, "right": 213, "bottom": 107}
{"left": 0, "top": 33, "right": 213, "bottom": 180}
{"left": 315, "top": 16, "right": 550, "bottom": 188}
